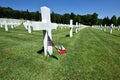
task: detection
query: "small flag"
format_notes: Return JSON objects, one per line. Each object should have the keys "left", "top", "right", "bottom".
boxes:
{"left": 55, "top": 42, "right": 67, "bottom": 54}
{"left": 47, "top": 35, "right": 54, "bottom": 46}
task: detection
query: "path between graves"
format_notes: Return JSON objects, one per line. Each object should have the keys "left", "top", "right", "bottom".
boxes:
{"left": 88, "top": 28, "right": 113, "bottom": 54}
{"left": 69, "top": 27, "right": 113, "bottom": 55}
{"left": 66, "top": 28, "right": 88, "bottom": 56}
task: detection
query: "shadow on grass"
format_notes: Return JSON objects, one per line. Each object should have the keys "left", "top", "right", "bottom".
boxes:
{"left": 105, "top": 32, "right": 120, "bottom": 37}
{"left": 50, "top": 55, "right": 58, "bottom": 60}
{"left": 105, "top": 31, "right": 110, "bottom": 34}
{"left": 37, "top": 47, "right": 44, "bottom": 54}
{"left": 37, "top": 47, "right": 58, "bottom": 60}
{"left": 73, "top": 31, "right": 75, "bottom": 33}
{"left": 66, "top": 34, "right": 69, "bottom": 37}
{"left": 111, "top": 34, "right": 120, "bottom": 37}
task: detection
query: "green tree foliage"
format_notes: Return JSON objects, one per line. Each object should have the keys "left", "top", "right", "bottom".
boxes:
{"left": 51, "top": 12, "right": 62, "bottom": 23}
{"left": 0, "top": 6, "right": 119, "bottom": 26}
{"left": 55, "top": 14, "right": 62, "bottom": 23}
{"left": 76, "top": 14, "right": 81, "bottom": 23}
{"left": 91, "top": 13, "right": 98, "bottom": 25}
{"left": 61, "top": 13, "right": 71, "bottom": 24}
{"left": 97, "top": 19, "right": 102, "bottom": 25}
{"left": 0, "top": 7, "right": 13, "bottom": 18}
{"left": 0, "top": 6, "right": 40, "bottom": 21}
{"left": 102, "top": 16, "right": 110, "bottom": 26}
{"left": 80, "top": 13, "right": 98, "bottom": 26}
{"left": 117, "top": 17, "right": 120, "bottom": 26}
{"left": 70, "top": 13, "right": 76, "bottom": 24}
{"left": 51, "top": 12, "right": 56, "bottom": 23}
{"left": 111, "top": 15, "right": 117, "bottom": 26}
{"left": 84, "top": 14, "right": 92, "bottom": 25}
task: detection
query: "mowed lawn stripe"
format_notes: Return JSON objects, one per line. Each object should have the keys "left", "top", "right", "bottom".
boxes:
{"left": 0, "top": 26, "right": 120, "bottom": 80}
{"left": 87, "top": 28, "right": 120, "bottom": 79}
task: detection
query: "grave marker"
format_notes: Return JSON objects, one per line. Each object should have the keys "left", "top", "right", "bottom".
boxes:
{"left": 100, "top": 24, "right": 102, "bottom": 30}
{"left": 78, "top": 23, "right": 81, "bottom": 31}
{"left": 23, "top": 22, "right": 28, "bottom": 30}
{"left": 0, "top": 22, "right": 2, "bottom": 28}
{"left": 10, "top": 22, "right": 14, "bottom": 29}
{"left": 69, "top": 19, "right": 73, "bottom": 37}
{"left": 27, "top": 21, "right": 32, "bottom": 33}
{"left": 11, "top": 24, "right": 14, "bottom": 29}
{"left": 118, "top": 25, "right": 120, "bottom": 31}
{"left": 104, "top": 24, "right": 106, "bottom": 31}
{"left": 4, "top": 21, "right": 8, "bottom": 31}
{"left": 32, "top": 6, "right": 57, "bottom": 56}
{"left": 76, "top": 22, "right": 78, "bottom": 33}
{"left": 110, "top": 24, "right": 113, "bottom": 34}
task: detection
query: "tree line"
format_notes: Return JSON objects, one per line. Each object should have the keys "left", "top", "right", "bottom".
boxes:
{"left": 0, "top": 6, "right": 120, "bottom": 26}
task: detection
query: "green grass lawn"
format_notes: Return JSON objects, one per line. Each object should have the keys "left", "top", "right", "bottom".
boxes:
{"left": 0, "top": 25, "right": 120, "bottom": 80}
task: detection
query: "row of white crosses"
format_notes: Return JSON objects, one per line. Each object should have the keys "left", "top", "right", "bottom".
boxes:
{"left": 79, "top": 24, "right": 88, "bottom": 30}
{"left": 58, "top": 24, "right": 69, "bottom": 29}
{"left": 69, "top": 20, "right": 82, "bottom": 37}
{"left": 0, "top": 20, "right": 8, "bottom": 31}
{"left": 23, "top": 20, "right": 32, "bottom": 33}
{"left": 0, "top": 18, "right": 21, "bottom": 31}
{"left": 110, "top": 24, "right": 113, "bottom": 34}
{"left": 92, "top": 24, "right": 120, "bottom": 34}
{"left": 101, "top": 24, "right": 113, "bottom": 33}
{"left": 69, "top": 19, "right": 88, "bottom": 37}
{"left": 104, "top": 24, "right": 106, "bottom": 31}
{"left": 32, "top": 6, "right": 57, "bottom": 56}
{"left": 118, "top": 25, "right": 120, "bottom": 31}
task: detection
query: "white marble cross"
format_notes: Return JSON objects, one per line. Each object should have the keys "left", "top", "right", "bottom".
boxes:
{"left": 78, "top": 23, "right": 81, "bottom": 31}
{"left": 27, "top": 21, "right": 32, "bottom": 33}
{"left": 104, "top": 24, "right": 106, "bottom": 31}
{"left": 0, "top": 21, "right": 2, "bottom": 28}
{"left": 32, "top": 6, "right": 57, "bottom": 56}
{"left": 69, "top": 19, "right": 73, "bottom": 37}
{"left": 9, "top": 21, "right": 14, "bottom": 29}
{"left": 76, "top": 22, "right": 78, "bottom": 33}
{"left": 3, "top": 21, "right": 8, "bottom": 31}
{"left": 11, "top": 23, "right": 14, "bottom": 29}
{"left": 23, "top": 21, "right": 32, "bottom": 33}
{"left": 100, "top": 24, "right": 102, "bottom": 30}
{"left": 110, "top": 24, "right": 113, "bottom": 34}
{"left": 118, "top": 25, "right": 120, "bottom": 31}
{"left": 23, "top": 22, "right": 28, "bottom": 30}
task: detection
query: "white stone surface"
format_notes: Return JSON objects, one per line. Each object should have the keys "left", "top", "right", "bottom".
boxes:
{"left": 32, "top": 22, "right": 57, "bottom": 30}
{"left": 118, "top": 25, "right": 120, "bottom": 31}
{"left": 104, "top": 24, "right": 106, "bottom": 31}
{"left": 76, "top": 22, "right": 78, "bottom": 33}
{"left": 32, "top": 6, "right": 57, "bottom": 56}
{"left": 69, "top": 19, "right": 73, "bottom": 37}
{"left": 3, "top": 21, "right": 8, "bottom": 31}
{"left": 101, "top": 25, "right": 102, "bottom": 30}
{"left": 27, "top": 21, "right": 32, "bottom": 33}
{"left": 110, "top": 24, "right": 113, "bottom": 34}
{"left": 0, "top": 18, "right": 22, "bottom": 31}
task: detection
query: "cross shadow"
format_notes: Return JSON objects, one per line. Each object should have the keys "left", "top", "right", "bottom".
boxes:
{"left": 111, "top": 34, "right": 120, "bottom": 37}
{"left": 50, "top": 55, "right": 58, "bottom": 60}
{"left": 37, "top": 47, "right": 44, "bottom": 54}
{"left": 37, "top": 47, "right": 58, "bottom": 60}
{"left": 105, "top": 32, "right": 120, "bottom": 37}
{"left": 66, "top": 34, "right": 69, "bottom": 37}
{"left": 105, "top": 32, "right": 110, "bottom": 34}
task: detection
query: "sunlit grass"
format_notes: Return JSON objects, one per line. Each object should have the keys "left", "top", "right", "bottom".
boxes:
{"left": 0, "top": 25, "right": 120, "bottom": 80}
